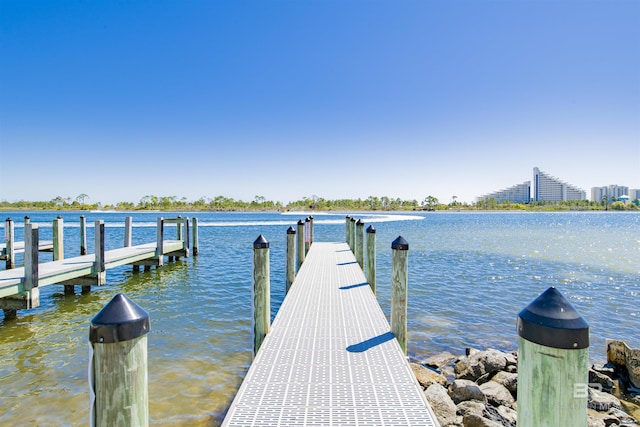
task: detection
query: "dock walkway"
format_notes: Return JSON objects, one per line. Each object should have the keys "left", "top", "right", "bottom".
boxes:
{"left": 223, "top": 242, "right": 439, "bottom": 426}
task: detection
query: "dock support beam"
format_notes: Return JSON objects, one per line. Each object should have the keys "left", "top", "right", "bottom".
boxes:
{"left": 517, "top": 287, "right": 589, "bottom": 427}
{"left": 94, "top": 220, "right": 106, "bottom": 285}
{"left": 90, "top": 293, "right": 150, "bottom": 427}
{"left": 296, "top": 220, "right": 305, "bottom": 269}
{"left": 253, "top": 235, "right": 270, "bottom": 355}
{"left": 124, "top": 217, "right": 132, "bottom": 247}
{"left": 355, "top": 219, "right": 364, "bottom": 269}
{"left": 4, "top": 217, "right": 15, "bottom": 269}
{"left": 192, "top": 217, "right": 199, "bottom": 256}
{"left": 286, "top": 226, "right": 296, "bottom": 294}
{"left": 366, "top": 225, "right": 376, "bottom": 294}
{"left": 80, "top": 215, "right": 87, "bottom": 255}
{"left": 391, "top": 236, "right": 409, "bottom": 354}
{"left": 53, "top": 216, "right": 64, "bottom": 261}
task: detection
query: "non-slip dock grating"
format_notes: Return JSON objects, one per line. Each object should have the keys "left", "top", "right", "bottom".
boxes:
{"left": 222, "top": 242, "right": 439, "bottom": 427}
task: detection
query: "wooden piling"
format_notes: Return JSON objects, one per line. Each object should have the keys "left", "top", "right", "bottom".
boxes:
{"left": 297, "top": 220, "right": 305, "bottom": 269}
{"left": 124, "top": 217, "right": 133, "bottom": 247}
{"left": 253, "top": 235, "right": 270, "bottom": 355}
{"left": 366, "top": 225, "right": 376, "bottom": 294}
{"left": 349, "top": 217, "right": 357, "bottom": 252}
{"left": 391, "top": 236, "right": 409, "bottom": 354}
{"left": 286, "top": 226, "right": 296, "bottom": 294}
{"left": 94, "top": 220, "right": 106, "bottom": 285}
{"left": 517, "top": 287, "right": 589, "bottom": 427}
{"left": 53, "top": 216, "right": 64, "bottom": 261}
{"left": 24, "top": 223, "right": 40, "bottom": 309}
{"left": 309, "top": 216, "right": 314, "bottom": 245}
{"left": 192, "top": 217, "right": 199, "bottom": 256}
{"left": 24, "top": 216, "right": 30, "bottom": 225}
{"left": 304, "top": 217, "right": 311, "bottom": 255}
{"left": 89, "top": 293, "right": 150, "bottom": 427}
{"left": 355, "top": 219, "right": 364, "bottom": 269}
{"left": 345, "top": 215, "right": 350, "bottom": 244}
{"left": 4, "top": 218, "right": 15, "bottom": 269}
{"left": 80, "top": 215, "right": 87, "bottom": 255}
{"left": 154, "top": 217, "right": 164, "bottom": 267}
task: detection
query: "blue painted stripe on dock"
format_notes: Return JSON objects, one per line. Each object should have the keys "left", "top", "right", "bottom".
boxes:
{"left": 223, "top": 242, "right": 439, "bottom": 427}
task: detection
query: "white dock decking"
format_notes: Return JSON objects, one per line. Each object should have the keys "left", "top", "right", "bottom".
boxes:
{"left": 0, "top": 240, "right": 184, "bottom": 299}
{"left": 223, "top": 242, "right": 439, "bottom": 427}
{"left": 0, "top": 240, "right": 54, "bottom": 259}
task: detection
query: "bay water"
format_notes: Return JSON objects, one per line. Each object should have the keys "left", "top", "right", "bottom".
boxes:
{"left": 0, "top": 210, "right": 638, "bottom": 426}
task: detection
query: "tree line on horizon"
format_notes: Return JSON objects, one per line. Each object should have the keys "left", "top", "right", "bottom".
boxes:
{"left": 1, "top": 193, "right": 638, "bottom": 211}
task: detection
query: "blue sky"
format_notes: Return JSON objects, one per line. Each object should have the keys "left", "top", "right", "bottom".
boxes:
{"left": 1, "top": 0, "right": 638, "bottom": 205}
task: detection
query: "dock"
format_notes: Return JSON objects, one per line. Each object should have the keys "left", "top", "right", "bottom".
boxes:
{"left": 1, "top": 240, "right": 54, "bottom": 260}
{"left": 222, "top": 241, "right": 439, "bottom": 426}
{"left": 0, "top": 216, "right": 196, "bottom": 315}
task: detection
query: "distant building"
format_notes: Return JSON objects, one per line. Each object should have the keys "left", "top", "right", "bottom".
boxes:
{"left": 630, "top": 189, "right": 640, "bottom": 202}
{"left": 533, "top": 167, "right": 586, "bottom": 202}
{"left": 591, "top": 185, "right": 630, "bottom": 202}
{"left": 477, "top": 181, "right": 531, "bottom": 204}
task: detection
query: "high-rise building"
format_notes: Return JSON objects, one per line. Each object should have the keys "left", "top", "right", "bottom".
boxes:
{"left": 591, "top": 185, "right": 630, "bottom": 202}
{"left": 630, "top": 189, "right": 640, "bottom": 202}
{"left": 533, "top": 167, "right": 586, "bottom": 202}
{"left": 477, "top": 181, "right": 531, "bottom": 203}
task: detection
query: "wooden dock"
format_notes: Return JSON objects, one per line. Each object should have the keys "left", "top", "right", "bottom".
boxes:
{"left": 1, "top": 240, "right": 54, "bottom": 260}
{"left": 0, "top": 217, "right": 194, "bottom": 314}
{"left": 222, "top": 241, "right": 439, "bottom": 426}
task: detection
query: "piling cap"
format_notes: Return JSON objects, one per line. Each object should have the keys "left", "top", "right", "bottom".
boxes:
{"left": 350, "top": 217, "right": 356, "bottom": 222}
{"left": 392, "top": 236, "right": 409, "bottom": 250}
{"left": 297, "top": 219, "right": 304, "bottom": 225}
{"left": 89, "top": 294, "right": 150, "bottom": 344}
{"left": 287, "top": 226, "right": 296, "bottom": 234}
{"left": 356, "top": 219, "right": 364, "bottom": 226}
{"left": 517, "top": 287, "right": 589, "bottom": 349}
{"left": 366, "top": 225, "right": 376, "bottom": 233}
{"left": 254, "top": 235, "right": 270, "bottom": 249}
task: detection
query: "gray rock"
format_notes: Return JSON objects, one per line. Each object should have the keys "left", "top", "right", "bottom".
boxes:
{"left": 450, "top": 379, "right": 487, "bottom": 404}
{"left": 608, "top": 407, "right": 640, "bottom": 425}
{"left": 607, "top": 340, "right": 640, "bottom": 389}
{"left": 589, "top": 387, "right": 623, "bottom": 411}
{"left": 495, "top": 405, "right": 517, "bottom": 426}
{"left": 462, "top": 414, "right": 504, "bottom": 427}
{"left": 455, "top": 350, "right": 508, "bottom": 382}
{"left": 590, "top": 368, "right": 616, "bottom": 392}
{"left": 457, "top": 401, "right": 486, "bottom": 418}
{"left": 424, "top": 351, "right": 459, "bottom": 369}
{"left": 479, "top": 381, "right": 515, "bottom": 408}
{"left": 491, "top": 371, "right": 518, "bottom": 395}
{"left": 411, "top": 362, "right": 448, "bottom": 388}
{"left": 425, "top": 383, "right": 458, "bottom": 427}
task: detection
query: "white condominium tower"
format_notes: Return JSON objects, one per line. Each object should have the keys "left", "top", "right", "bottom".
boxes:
{"left": 533, "top": 167, "right": 586, "bottom": 202}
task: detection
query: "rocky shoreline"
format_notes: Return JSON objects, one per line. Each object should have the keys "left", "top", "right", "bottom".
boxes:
{"left": 410, "top": 346, "right": 640, "bottom": 427}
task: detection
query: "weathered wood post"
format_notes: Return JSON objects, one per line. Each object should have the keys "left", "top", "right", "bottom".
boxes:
{"left": 349, "top": 217, "right": 357, "bottom": 255}
{"left": 89, "top": 293, "right": 150, "bottom": 427}
{"left": 345, "top": 215, "right": 350, "bottom": 244}
{"left": 182, "top": 217, "right": 190, "bottom": 257}
{"left": 309, "top": 215, "right": 314, "bottom": 246}
{"left": 304, "top": 217, "right": 311, "bottom": 255}
{"left": 94, "top": 220, "right": 106, "bottom": 285}
{"left": 24, "top": 216, "right": 30, "bottom": 225}
{"left": 53, "top": 216, "right": 64, "bottom": 261}
{"left": 192, "top": 217, "right": 199, "bottom": 256}
{"left": 391, "top": 236, "right": 409, "bottom": 354}
{"left": 297, "top": 219, "right": 305, "bottom": 269}
{"left": 154, "top": 217, "right": 164, "bottom": 268}
{"left": 253, "top": 235, "right": 270, "bottom": 355}
{"left": 4, "top": 217, "right": 15, "bottom": 269}
{"left": 24, "top": 223, "right": 40, "bottom": 309}
{"left": 355, "top": 219, "right": 364, "bottom": 269}
{"left": 124, "top": 216, "right": 133, "bottom": 247}
{"left": 286, "top": 226, "right": 296, "bottom": 294}
{"left": 80, "top": 215, "right": 87, "bottom": 255}
{"left": 176, "top": 216, "right": 183, "bottom": 241}
{"left": 517, "top": 286, "right": 589, "bottom": 427}
{"left": 366, "top": 225, "right": 376, "bottom": 294}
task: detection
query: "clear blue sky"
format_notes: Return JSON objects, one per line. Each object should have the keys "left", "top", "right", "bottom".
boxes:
{"left": 1, "top": 0, "right": 638, "bottom": 205}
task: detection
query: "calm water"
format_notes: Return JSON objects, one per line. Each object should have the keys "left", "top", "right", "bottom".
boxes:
{"left": 0, "top": 210, "right": 638, "bottom": 426}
